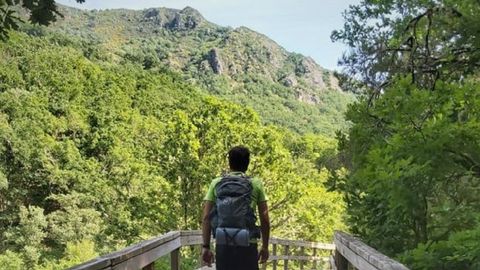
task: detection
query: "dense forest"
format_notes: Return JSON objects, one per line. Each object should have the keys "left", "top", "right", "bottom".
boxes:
{"left": 0, "top": 28, "right": 345, "bottom": 270}
{"left": 332, "top": 0, "right": 480, "bottom": 269}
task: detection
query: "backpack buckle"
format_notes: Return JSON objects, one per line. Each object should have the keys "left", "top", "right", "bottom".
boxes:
{"left": 215, "top": 227, "right": 250, "bottom": 247}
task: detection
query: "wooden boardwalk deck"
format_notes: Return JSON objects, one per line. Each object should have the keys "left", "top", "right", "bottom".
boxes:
{"left": 69, "top": 230, "right": 409, "bottom": 270}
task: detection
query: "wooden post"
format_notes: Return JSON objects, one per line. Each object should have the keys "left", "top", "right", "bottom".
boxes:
{"left": 171, "top": 248, "right": 180, "bottom": 270}
{"left": 199, "top": 245, "right": 203, "bottom": 268}
{"left": 272, "top": 244, "right": 277, "bottom": 270}
{"left": 335, "top": 249, "right": 348, "bottom": 270}
{"left": 299, "top": 247, "right": 304, "bottom": 270}
{"left": 284, "top": 245, "right": 289, "bottom": 270}
{"left": 313, "top": 248, "right": 317, "bottom": 270}
{"left": 142, "top": 262, "right": 155, "bottom": 270}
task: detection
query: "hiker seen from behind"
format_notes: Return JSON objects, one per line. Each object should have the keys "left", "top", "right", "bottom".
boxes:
{"left": 202, "top": 146, "right": 270, "bottom": 270}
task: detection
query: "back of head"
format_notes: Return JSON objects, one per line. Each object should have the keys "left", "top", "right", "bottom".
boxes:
{"left": 228, "top": 146, "right": 250, "bottom": 172}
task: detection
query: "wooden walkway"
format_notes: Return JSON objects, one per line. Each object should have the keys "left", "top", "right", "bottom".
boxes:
{"left": 68, "top": 230, "right": 409, "bottom": 270}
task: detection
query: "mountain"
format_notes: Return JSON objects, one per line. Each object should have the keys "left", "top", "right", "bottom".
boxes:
{"left": 26, "top": 5, "right": 354, "bottom": 135}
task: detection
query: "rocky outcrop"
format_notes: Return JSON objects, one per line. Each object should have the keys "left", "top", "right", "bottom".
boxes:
{"left": 296, "top": 90, "right": 319, "bottom": 105}
{"left": 143, "top": 8, "right": 159, "bottom": 20}
{"left": 142, "top": 8, "right": 168, "bottom": 26}
{"left": 168, "top": 6, "right": 203, "bottom": 30}
{"left": 281, "top": 74, "right": 298, "bottom": 87}
{"left": 141, "top": 7, "right": 203, "bottom": 30}
{"left": 299, "top": 57, "right": 326, "bottom": 89}
{"left": 207, "top": 48, "right": 224, "bottom": 74}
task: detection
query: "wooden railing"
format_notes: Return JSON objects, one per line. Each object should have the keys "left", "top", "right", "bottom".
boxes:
{"left": 68, "top": 230, "right": 189, "bottom": 270}
{"left": 69, "top": 230, "right": 409, "bottom": 270}
{"left": 266, "top": 237, "right": 335, "bottom": 270}
{"left": 68, "top": 230, "right": 335, "bottom": 270}
{"left": 333, "top": 231, "right": 409, "bottom": 270}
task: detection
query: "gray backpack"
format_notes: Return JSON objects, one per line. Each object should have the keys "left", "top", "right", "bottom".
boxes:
{"left": 209, "top": 174, "right": 258, "bottom": 246}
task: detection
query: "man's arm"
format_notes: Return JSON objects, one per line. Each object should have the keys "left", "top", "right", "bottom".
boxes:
{"left": 201, "top": 201, "right": 214, "bottom": 266}
{"left": 202, "top": 201, "right": 213, "bottom": 246}
{"left": 258, "top": 201, "right": 270, "bottom": 263}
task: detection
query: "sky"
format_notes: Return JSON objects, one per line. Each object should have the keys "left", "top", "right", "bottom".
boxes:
{"left": 56, "top": 0, "right": 360, "bottom": 70}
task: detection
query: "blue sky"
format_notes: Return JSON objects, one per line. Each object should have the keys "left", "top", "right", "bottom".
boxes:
{"left": 57, "top": 0, "right": 359, "bottom": 70}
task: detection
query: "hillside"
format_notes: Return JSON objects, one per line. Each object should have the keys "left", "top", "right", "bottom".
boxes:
{"left": 0, "top": 31, "right": 345, "bottom": 269}
{"left": 24, "top": 5, "right": 354, "bottom": 135}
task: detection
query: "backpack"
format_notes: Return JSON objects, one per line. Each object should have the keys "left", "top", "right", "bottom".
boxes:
{"left": 209, "top": 174, "right": 258, "bottom": 246}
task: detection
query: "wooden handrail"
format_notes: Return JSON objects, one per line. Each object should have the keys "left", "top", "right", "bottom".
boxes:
{"left": 68, "top": 230, "right": 334, "bottom": 270}
{"left": 333, "top": 231, "right": 410, "bottom": 270}
{"left": 69, "top": 230, "right": 409, "bottom": 270}
{"left": 68, "top": 231, "right": 184, "bottom": 270}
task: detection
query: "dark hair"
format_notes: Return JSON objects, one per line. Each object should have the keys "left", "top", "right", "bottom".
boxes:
{"left": 228, "top": 146, "right": 250, "bottom": 172}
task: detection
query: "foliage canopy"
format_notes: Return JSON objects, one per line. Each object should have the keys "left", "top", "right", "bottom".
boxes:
{"left": 0, "top": 0, "right": 85, "bottom": 40}
{"left": 0, "top": 31, "right": 345, "bottom": 269}
{"left": 333, "top": 0, "right": 480, "bottom": 269}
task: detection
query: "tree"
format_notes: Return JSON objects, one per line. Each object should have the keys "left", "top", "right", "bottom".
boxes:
{"left": 0, "top": 0, "right": 85, "bottom": 40}
{"left": 332, "top": 0, "right": 480, "bottom": 91}
{"left": 333, "top": 0, "right": 480, "bottom": 268}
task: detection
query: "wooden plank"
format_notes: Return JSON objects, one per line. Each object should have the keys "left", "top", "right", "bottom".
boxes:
{"left": 180, "top": 230, "right": 202, "bottom": 236}
{"left": 180, "top": 234, "right": 203, "bottom": 246}
{"left": 272, "top": 244, "right": 277, "bottom": 270}
{"left": 67, "top": 257, "right": 111, "bottom": 270}
{"left": 330, "top": 255, "right": 337, "bottom": 270}
{"left": 70, "top": 232, "right": 181, "bottom": 270}
{"left": 334, "top": 232, "right": 409, "bottom": 270}
{"left": 112, "top": 237, "right": 182, "bottom": 270}
{"left": 283, "top": 245, "right": 289, "bottom": 270}
{"left": 270, "top": 238, "right": 335, "bottom": 250}
{"left": 335, "top": 239, "right": 377, "bottom": 270}
{"left": 335, "top": 248, "right": 349, "bottom": 270}
{"left": 299, "top": 247, "right": 304, "bottom": 270}
{"left": 171, "top": 248, "right": 180, "bottom": 270}
{"left": 313, "top": 248, "right": 317, "bottom": 270}
{"left": 110, "top": 231, "right": 181, "bottom": 266}
{"left": 197, "top": 245, "right": 203, "bottom": 269}
{"left": 179, "top": 230, "right": 212, "bottom": 246}
{"left": 270, "top": 255, "right": 328, "bottom": 261}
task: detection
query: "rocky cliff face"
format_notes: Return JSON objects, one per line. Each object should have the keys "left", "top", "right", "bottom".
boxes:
{"left": 137, "top": 6, "right": 204, "bottom": 29}
{"left": 53, "top": 6, "right": 341, "bottom": 98}
{"left": 207, "top": 48, "right": 224, "bottom": 74}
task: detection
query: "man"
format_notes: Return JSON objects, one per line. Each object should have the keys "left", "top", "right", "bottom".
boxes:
{"left": 202, "top": 146, "right": 270, "bottom": 270}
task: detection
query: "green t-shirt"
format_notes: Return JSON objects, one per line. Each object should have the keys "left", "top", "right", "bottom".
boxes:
{"left": 204, "top": 171, "right": 268, "bottom": 209}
